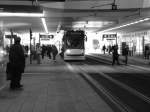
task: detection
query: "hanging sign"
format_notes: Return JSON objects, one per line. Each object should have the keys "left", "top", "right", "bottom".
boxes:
{"left": 40, "top": 34, "right": 54, "bottom": 40}
{"left": 103, "top": 34, "right": 117, "bottom": 39}
{"left": 5, "top": 35, "right": 17, "bottom": 39}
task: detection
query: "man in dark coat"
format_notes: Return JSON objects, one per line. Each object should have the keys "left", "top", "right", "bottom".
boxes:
{"left": 51, "top": 45, "right": 58, "bottom": 61}
{"left": 124, "top": 45, "right": 129, "bottom": 65}
{"left": 102, "top": 45, "right": 106, "bottom": 54}
{"left": 47, "top": 45, "right": 52, "bottom": 59}
{"left": 112, "top": 45, "right": 120, "bottom": 65}
{"left": 9, "top": 37, "right": 25, "bottom": 89}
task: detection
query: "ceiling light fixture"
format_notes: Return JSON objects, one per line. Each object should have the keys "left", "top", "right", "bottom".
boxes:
{"left": 41, "top": 18, "right": 48, "bottom": 33}
{"left": 0, "top": 12, "right": 44, "bottom": 17}
{"left": 101, "top": 18, "right": 150, "bottom": 33}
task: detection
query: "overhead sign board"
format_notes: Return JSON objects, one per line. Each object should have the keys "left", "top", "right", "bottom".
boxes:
{"left": 5, "top": 35, "right": 17, "bottom": 39}
{"left": 102, "top": 34, "right": 117, "bottom": 40}
{"left": 103, "top": 34, "right": 117, "bottom": 38}
{"left": 40, "top": 34, "right": 54, "bottom": 40}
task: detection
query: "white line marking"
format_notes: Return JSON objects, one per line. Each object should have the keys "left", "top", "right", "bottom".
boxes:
{"left": 130, "top": 65, "right": 150, "bottom": 72}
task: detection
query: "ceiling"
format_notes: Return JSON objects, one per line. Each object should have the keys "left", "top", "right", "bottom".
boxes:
{"left": 0, "top": 0, "right": 150, "bottom": 34}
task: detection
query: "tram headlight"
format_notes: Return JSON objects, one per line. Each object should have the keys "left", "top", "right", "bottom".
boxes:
{"left": 0, "top": 50, "right": 6, "bottom": 55}
{"left": 66, "top": 49, "right": 71, "bottom": 54}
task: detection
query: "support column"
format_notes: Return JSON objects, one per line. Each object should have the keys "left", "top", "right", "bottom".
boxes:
{"left": 30, "top": 28, "right": 32, "bottom": 64}
{"left": 0, "top": 21, "right": 4, "bottom": 48}
{"left": 142, "top": 36, "right": 145, "bottom": 57}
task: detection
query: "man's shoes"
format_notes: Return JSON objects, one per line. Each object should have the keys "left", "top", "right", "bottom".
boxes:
{"left": 17, "top": 84, "right": 23, "bottom": 88}
{"left": 10, "top": 84, "right": 23, "bottom": 90}
{"left": 10, "top": 86, "right": 23, "bottom": 90}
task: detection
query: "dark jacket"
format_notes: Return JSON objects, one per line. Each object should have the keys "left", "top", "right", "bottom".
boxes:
{"left": 9, "top": 44, "right": 25, "bottom": 73}
{"left": 124, "top": 47, "right": 129, "bottom": 55}
{"left": 52, "top": 45, "right": 58, "bottom": 55}
{"left": 112, "top": 45, "right": 119, "bottom": 58}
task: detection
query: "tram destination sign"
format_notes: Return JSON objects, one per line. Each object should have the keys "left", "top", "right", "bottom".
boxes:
{"left": 102, "top": 34, "right": 117, "bottom": 40}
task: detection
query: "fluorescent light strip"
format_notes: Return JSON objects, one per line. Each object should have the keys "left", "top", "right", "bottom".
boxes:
{"left": 41, "top": 18, "right": 48, "bottom": 33}
{"left": 101, "top": 18, "right": 150, "bottom": 32}
{"left": 0, "top": 12, "right": 44, "bottom": 17}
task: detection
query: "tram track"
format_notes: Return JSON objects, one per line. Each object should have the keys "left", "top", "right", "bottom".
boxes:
{"left": 67, "top": 55, "right": 150, "bottom": 112}
{"left": 78, "top": 71, "right": 134, "bottom": 112}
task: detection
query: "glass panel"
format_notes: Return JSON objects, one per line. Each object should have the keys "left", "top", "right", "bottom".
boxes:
{"left": 0, "top": 22, "right": 7, "bottom": 88}
{"left": 66, "top": 37, "right": 84, "bottom": 49}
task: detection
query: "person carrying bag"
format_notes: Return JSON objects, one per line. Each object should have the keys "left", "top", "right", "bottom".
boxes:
{"left": 6, "top": 62, "right": 12, "bottom": 80}
{"left": 8, "top": 37, "right": 25, "bottom": 90}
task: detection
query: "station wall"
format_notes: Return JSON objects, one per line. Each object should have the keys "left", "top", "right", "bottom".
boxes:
{"left": 121, "top": 30, "right": 150, "bottom": 56}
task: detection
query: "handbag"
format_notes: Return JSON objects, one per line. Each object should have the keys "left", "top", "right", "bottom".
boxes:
{"left": 6, "top": 62, "right": 12, "bottom": 80}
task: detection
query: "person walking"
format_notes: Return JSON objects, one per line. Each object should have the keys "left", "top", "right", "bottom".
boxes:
{"left": 124, "top": 45, "right": 129, "bottom": 65}
{"left": 60, "top": 46, "right": 64, "bottom": 58}
{"left": 9, "top": 37, "right": 25, "bottom": 90}
{"left": 47, "top": 45, "right": 52, "bottom": 59}
{"left": 108, "top": 45, "right": 112, "bottom": 55}
{"left": 145, "top": 45, "right": 149, "bottom": 59}
{"left": 112, "top": 45, "right": 120, "bottom": 65}
{"left": 41, "top": 45, "right": 46, "bottom": 59}
{"left": 102, "top": 45, "right": 106, "bottom": 54}
{"left": 51, "top": 45, "right": 58, "bottom": 61}
{"left": 36, "top": 44, "right": 42, "bottom": 64}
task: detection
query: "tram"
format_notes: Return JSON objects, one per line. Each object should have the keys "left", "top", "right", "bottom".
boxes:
{"left": 62, "top": 30, "right": 86, "bottom": 61}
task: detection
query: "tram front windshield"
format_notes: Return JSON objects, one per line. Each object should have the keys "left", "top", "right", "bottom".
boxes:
{"left": 66, "top": 35, "right": 84, "bottom": 49}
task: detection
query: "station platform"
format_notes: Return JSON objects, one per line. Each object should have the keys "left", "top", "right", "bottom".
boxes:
{"left": 89, "top": 53, "right": 150, "bottom": 66}
{"left": 0, "top": 55, "right": 113, "bottom": 112}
